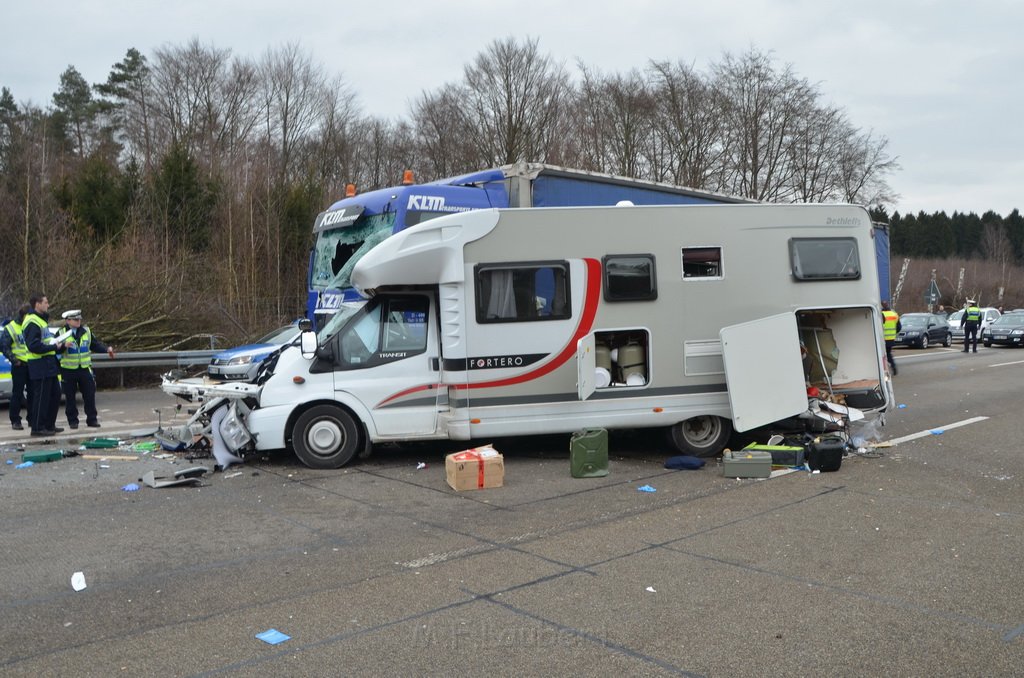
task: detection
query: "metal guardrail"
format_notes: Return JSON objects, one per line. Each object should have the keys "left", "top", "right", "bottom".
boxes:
{"left": 88, "top": 350, "right": 217, "bottom": 386}
{"left": 90, "top": 350, "right": 217, "bottom": 369}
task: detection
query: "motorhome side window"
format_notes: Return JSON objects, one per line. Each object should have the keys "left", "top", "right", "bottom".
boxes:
{"left": 475, "top": 262, "right": 570, "bottom": 323}
{"left": 789, "top": 238, "right": 861, "bottom": 281}
{"left": 681, "top": 247, "right": 722, "bottom": 279}
{"left": 603, "top": 254, "right": 657, "bottom": 301}
{"left": 338, "top": 296, "right": 429, "bottom": 369}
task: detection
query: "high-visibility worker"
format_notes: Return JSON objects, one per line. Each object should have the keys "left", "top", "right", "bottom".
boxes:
{"left": 961, "top": 300, "right": 982, "bottom": 353}
{"left": 22, "top": 293, "right": 66, "bottom": 436}
{"left": 881, "top": 301, "right": 901, "bottom": 376}
{"left": 58, "top": 309, "right": 115, "bottom": 429}
{"left": 1, "top": 305, "right": 33, "bottom": 430}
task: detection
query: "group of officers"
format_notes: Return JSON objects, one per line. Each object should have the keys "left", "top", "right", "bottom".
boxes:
{"left": 1, "top": 293, "right": 115, "bottom": 436}
{"left": 881, "top": 299, "right": 987, "bottom": 376}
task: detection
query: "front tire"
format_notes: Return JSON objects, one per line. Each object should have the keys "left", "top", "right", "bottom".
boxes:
{"left": 666, "top": 416, "right": 733, "bottom": 457}
{"left": 943, "top": 333, "right": 951, "bottom": 347}
{"left": 292, "top": 404, "right": 361, "bottom": 469}
{"left": 920, "top": 335, "right": 929, "bottom": 349}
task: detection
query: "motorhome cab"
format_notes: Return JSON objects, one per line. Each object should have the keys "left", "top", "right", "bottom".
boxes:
{"left": 162, "top": 203, "right": 893, "bottom": 469}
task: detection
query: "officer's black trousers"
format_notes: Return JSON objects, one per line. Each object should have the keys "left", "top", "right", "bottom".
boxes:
{"left": 62, "top": 368, "right": 98, "bottom": 425}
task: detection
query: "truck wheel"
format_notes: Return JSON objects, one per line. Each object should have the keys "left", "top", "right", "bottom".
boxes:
{"left": 943, "top": 333, "right": 951, "bottom": 347}
{"left": 666, "top": 416, "right": 732, "bottom": 457}
{"left": 292, "top": 405, "right": 361, "bottom": 469}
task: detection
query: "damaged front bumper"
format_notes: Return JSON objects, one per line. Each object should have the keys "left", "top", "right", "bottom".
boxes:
{"left": 159, "top": 375, "right": 260, "bottom": 468}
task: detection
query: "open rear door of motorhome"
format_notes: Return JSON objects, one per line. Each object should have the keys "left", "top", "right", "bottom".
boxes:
{"left": 720, "top": 313, "right": 807, "bottom": 432}
{"left": 576, "top": 333, "right": 597, "bottom": 401}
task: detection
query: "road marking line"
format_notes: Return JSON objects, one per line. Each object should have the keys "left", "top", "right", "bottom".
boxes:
{"left": 989, "top": 358, "right": 1024, "bottom": 367}
{"left": 887, "top": 416, "right": 989, "bottom": 445}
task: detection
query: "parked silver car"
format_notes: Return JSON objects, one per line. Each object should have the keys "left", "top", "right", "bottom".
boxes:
{"left": 949, "top": 307, "right": 1000, "bottom": 341}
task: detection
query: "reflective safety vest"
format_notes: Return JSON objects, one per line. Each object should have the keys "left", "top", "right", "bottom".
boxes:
{"left": 965, "top": 306, "right": 982, "bottom": 323}
{"left": 22, "top": 313, "right": 56, "bottom": 361}
{"left": 4, "top": 320, "right": 30, "bottom": 362}
{"left": 882, "top": 310, "right": 899, "bottom": 341}
{"left": 61, "top": 327, "right": 93, "bottom": 370}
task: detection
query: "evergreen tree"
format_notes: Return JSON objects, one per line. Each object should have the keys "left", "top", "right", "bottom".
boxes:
{"left": 151, "top": 141, "right": 218, "bottom": 252}
{"left": 53, "top": 153, "right": 129, "bottom": 241}
{"left": 52, "top": 66, "right": 97, "bottom": 157}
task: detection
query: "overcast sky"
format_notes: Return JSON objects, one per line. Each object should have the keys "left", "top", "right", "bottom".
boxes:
{"left": 3, "top": 0, "right": 1021, "bottom": 216}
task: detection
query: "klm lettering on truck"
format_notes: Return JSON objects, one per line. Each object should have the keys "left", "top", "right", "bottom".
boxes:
{"left": 316, "top": 291, "right": 345, "bottom": 310}
{"left": 407, "top": 195, "right": 477, "bottom": 213}
{"left": 320, "top": 210, "right": 359, "bottom": 228}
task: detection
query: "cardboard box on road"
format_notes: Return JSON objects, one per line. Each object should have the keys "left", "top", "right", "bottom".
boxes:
{"left": 446, "top": 445, "right": 504, "bottom": 491}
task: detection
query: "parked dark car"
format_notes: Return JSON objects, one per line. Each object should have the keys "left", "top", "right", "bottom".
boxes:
{"left": 894, "top": 313, "right": 952, "bottom": 349}
{"left": 982, "top": 312, "right": 1024, "bottom": 347}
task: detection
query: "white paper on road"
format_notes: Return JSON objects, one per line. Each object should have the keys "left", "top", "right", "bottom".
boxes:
{"left": 71, "top": 571, "right": 86, "bottom": 591}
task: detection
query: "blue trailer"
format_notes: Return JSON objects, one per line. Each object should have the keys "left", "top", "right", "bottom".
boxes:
{"left": 307, "top": 162, "right": 891, "bottom": 325}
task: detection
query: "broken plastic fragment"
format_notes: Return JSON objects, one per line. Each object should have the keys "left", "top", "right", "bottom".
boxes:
{"left": 897, "top": 404, "right": 907, "bottom": 409}
{"left": 121, "top": 483, "right": 140, "bottom": 492}
{"left": 142, "top": 467, "right": 209, "bottom": 488}
{"left": 15, "top": 461, "right": 33, "bottom": 469}
{"left": 637, "top": 485, "right": 656, "bottom": 493}
{"left": 256, "top": 629, "right": 290, "bottom": 645}
{"left": 930, "top": 429, "right": 944, "bottom": 435}
{"left": 71, "top": 571, "right": 86, "bottom": 591}
{"left": 416, "top": 462, "right": 427, "bottom": 470}
{"left": 645, "top": 586, "right": 657, "bottom": 593}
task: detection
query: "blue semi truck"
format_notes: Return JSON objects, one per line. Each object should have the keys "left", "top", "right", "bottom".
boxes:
{"left": 307, "top": 162, "right": 890, "bottom": 326}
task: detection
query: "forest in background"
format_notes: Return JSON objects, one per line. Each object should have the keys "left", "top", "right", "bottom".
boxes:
{"left": 0, "top": 37, "right": 1014, "bottom": 348}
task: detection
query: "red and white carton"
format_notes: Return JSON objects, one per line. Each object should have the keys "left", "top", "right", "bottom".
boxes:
{"left": 445, "top": 444, "right": 504, "bottom": 491}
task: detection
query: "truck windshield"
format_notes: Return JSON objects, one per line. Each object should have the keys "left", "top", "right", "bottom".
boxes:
{"left": 311, "top": 212, "right": 397, "bottom": 292}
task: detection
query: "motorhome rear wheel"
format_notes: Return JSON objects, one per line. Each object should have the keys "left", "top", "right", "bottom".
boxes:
{"left": 666, "top": 416, "right": 732, "bottom": 457}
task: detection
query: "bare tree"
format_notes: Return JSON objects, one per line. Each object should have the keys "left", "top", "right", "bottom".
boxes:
{"left": 259, "top": 43, "right": 329, "bottom": 183}
{"left": 713, "top": 48, "right": 816, "bottom": 202}
{"left": 838, "top": 129, "right": 899, "bottom": 207}
{"left": 573, "top": 66, "right": 655, "bottom": 178}
{"left": 461, "top": 37, "right": 571, "bottom": 165}
{"left": 647, "top": 60, "right": 728, "bottom": 189}
{"left": 788, "top": 104, "right": 848, "bottom": 203}
{"left": 410, "top": 84, "right": 486, "bottom": 178}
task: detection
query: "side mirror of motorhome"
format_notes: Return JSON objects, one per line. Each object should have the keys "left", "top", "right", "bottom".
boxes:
{"left": 300, "top": 328, "right": 317, "bottom": 358}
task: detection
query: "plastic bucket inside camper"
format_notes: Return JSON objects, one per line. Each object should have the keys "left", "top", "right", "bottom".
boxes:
{"left": 617, "top": 342, "right": 646, "bottom": 385}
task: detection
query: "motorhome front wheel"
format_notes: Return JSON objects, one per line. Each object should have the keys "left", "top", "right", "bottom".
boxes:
{"left": 292, "top": 404, "right": 361, "bottom": 469}
{"left": 666, "top": 416, "right": 732, "bottom": 457}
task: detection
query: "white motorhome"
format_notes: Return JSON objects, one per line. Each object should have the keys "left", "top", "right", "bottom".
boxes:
{"left": 162, "top": 203, "right": 894, "bottom": 469}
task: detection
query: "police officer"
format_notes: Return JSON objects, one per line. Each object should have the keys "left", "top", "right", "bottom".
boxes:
{"left": 961, "top": 299, "right": 982, "bottom": 353}
{"left": 881, "top": 301, "right": 901, "bottom": 375}
{"left": 1, "top": 305, "right": 33, "bottom": 430}
{"left": 58, "top": 309, "right": 115, "bottom": 429}
{"left": 22, "top": 293, "right": 66, "bottom": 436}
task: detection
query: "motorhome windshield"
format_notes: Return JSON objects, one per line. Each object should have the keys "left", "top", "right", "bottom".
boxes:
{"left": 317, "top": 300, "right": 368, "bottom": 341}
{"left": 311, "top": 212, "right": 397, "bottom": 292}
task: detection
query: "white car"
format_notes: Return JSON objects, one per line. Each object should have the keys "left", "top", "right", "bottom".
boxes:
{"left": 949, "top": 307, "right": 1001, "bottom": 341}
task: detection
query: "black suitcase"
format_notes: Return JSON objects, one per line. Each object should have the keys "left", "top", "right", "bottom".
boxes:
{"left": 807, "top": 438, "right": 844, "bottom": 472}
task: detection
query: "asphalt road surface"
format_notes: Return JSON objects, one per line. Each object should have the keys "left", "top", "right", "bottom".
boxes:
{"left": 1, "top": 344, "right": 1021, "bottom": 676}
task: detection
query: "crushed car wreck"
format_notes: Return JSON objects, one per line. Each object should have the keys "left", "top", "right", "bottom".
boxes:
{"left": 160, "top": 203, "right": 893, "bottom": 470}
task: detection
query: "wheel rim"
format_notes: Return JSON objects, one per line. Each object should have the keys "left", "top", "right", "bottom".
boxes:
{"left": 682, "top": 416, "right": 722, "bottom": 449}
{"left": 306, "top": 418, "right": 346, "bottom": 457}
{"left": 921, "top": 336, "right": 928, "bottom": 348}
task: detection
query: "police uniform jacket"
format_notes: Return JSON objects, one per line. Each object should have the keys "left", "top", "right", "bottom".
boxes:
{"left": 22, "top": 312, "right": 63, "bottom": 380}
